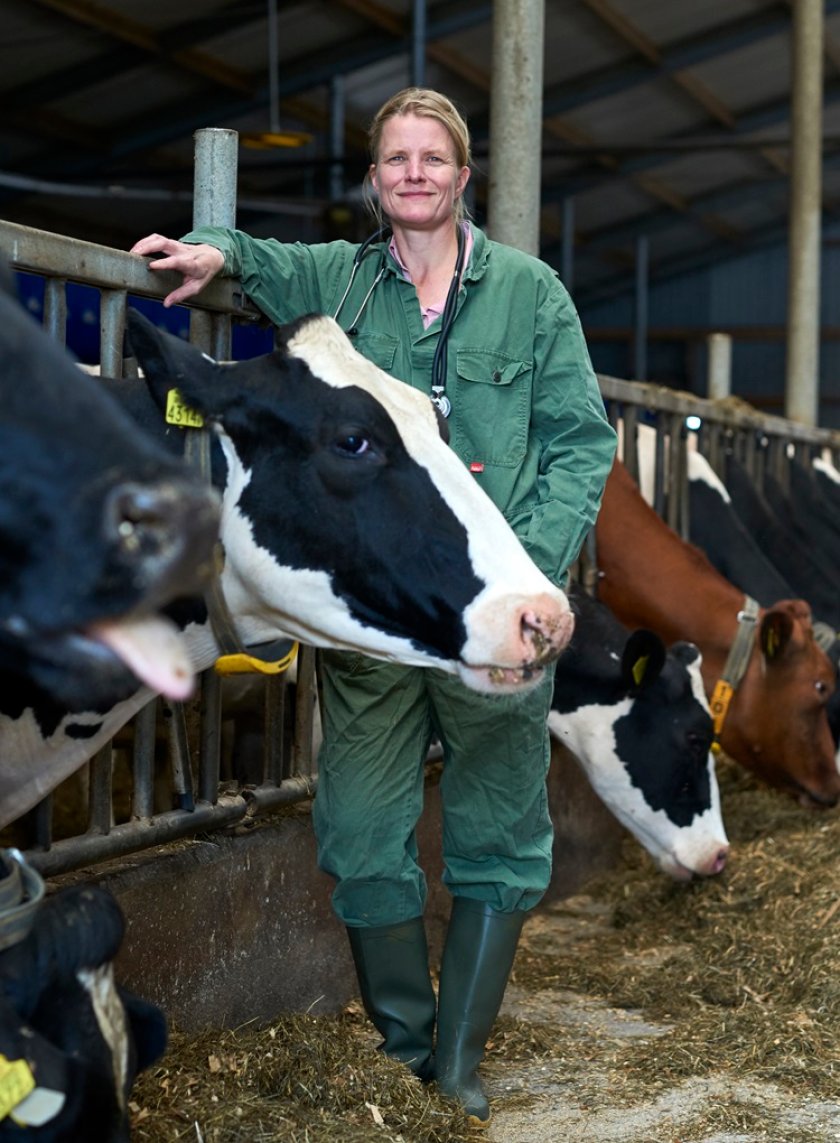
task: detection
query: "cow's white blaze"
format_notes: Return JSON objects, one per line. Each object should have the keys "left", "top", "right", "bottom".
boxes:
{"left": 547, "top": 648, "right": 728, "bottom": 880}
{"left": 549, "top": 703, "right": 727, "bottom": 879}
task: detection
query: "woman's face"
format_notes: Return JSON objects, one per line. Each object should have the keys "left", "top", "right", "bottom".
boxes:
{"left": 370, "top": 113, "right": 470, "bottom": 232}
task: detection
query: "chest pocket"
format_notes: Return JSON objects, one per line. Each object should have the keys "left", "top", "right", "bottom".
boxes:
{"left": 452, "top": 349, "right": 531, "bottom": 467}
{"left": 350, "top": 331, "right": 399, "bottom": 374}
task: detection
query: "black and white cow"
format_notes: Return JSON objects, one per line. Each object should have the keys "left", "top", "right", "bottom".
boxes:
{"left": 721, "top": 452, "right": 840, "bottom": 631}
{"left": 0, "top": 310, "right": 573, "bottom": 828}
{"left": 0, "top": 851, "right": 165, "bottom": 1141}
{"left": 549, "top": 585, "right": 729, "bottom": 880}
{"left": 0, "top": 267, "right": 220, "bottom": 710}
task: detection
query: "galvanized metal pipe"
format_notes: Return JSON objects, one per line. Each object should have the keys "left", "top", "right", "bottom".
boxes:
{"left": 412, "top": 0, "right": 427, "bottom": 87}
{"left": 487, "top": 0, "right": 545, "bottom": 255}
{"left": 706, "top": 332, "right": 732, "bottom": 400}
{"left": 785, "top": 0, "right": 823, "bottom": 425}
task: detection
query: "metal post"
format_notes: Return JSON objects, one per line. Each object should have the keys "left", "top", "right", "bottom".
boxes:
{"left": 268, "top": 0, "right": 280, "bottom": 134}
{"left": 633, "top": 235, "right": 648, "bottom": 380}
{"left": 706, "top": 332, "right": 732, "bottom": 400}
{"left": 191, "top": 127, "right": 238, "bottom": 357}
{"left": 192, "top": 127, "right": 238, "bottom": 231}
{"left": 412, "top": 0, "right": 427, "bottom": 88}
{"left": 785, "top": 0, "right": 823, "bottom": 426}
{"left": 487, "top": 0, "right": 545, "bottom": 255}
{"left": 329, "top": 76, "right": 345, "bottom": 202}
{"left": 561, "top": 196, "right": 575, "bottom": 291}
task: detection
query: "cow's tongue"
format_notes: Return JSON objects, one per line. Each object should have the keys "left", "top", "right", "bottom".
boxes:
{"left": 87, "top": 615, "right": 195, "bottom": 700}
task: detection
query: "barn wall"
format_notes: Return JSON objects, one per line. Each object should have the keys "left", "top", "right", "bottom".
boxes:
{"left": 54, "top": 741, "right": 624, "bottom": 1034}
{"left": 578, "top": 224, "right": 840, "bottom": 427}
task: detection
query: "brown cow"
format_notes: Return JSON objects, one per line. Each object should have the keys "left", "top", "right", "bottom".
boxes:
{"left": 595, "top": 458, "right": 840, "bottom": 807}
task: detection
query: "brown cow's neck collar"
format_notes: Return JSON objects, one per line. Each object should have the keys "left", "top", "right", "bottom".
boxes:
{"left": 709, "top": 596, "right": 760, "bottom": 752}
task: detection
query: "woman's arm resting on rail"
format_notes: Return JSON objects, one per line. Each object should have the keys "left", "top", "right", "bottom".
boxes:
{"left": 129, "top": 234, "right": 225, "bottom": 308}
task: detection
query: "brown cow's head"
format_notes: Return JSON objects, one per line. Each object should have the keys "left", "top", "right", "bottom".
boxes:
{"left": 725, "top": 601, "right": 840, "bottom": 807}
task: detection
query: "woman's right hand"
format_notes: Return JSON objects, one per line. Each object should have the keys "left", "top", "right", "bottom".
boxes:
{"left": 129, "top": 234, "right": 226, "bottom": 308}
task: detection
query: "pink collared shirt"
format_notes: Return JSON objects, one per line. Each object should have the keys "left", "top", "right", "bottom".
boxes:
{"left": 389, "top": 223, "right": 473, "bottom": 329}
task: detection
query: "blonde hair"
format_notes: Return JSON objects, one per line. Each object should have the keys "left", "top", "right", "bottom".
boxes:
{"left": 364, "top": 87, "right": 472, "bottom": 226}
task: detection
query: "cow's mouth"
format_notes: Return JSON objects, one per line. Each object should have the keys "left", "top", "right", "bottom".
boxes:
{"left": 9, "top": 613, "right": 197, "bottom": 703}
{"left": 457, "top": 662, "right": 547, "bottom": 695}
{"left": 85, "top": 613, "right": 195, "bottom": 700}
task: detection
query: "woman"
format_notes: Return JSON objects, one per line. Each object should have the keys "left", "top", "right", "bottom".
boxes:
{"left": 131, "top": 87, "right": 616, "bottom": 1128}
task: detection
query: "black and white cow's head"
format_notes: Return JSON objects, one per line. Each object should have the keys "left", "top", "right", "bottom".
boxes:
{"left": 0, "top": 854, "right": 165, "bottom": 1142}
{"left": 124, "top": 309, "right": 573, "bottom": 694}
{"left": 549, "top": 587, "right": 729, "bottom": 880}
{"left": 0, "top": 271, "right": 220, "bottom": 708}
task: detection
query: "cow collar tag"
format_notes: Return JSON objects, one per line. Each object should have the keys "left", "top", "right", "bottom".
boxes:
{"left": 710, "top": 596, "right": 760, "bottom": 752}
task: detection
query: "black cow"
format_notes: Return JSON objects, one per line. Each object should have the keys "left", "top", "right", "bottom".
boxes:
{"left": 0, "top": 850, "right": 165, "bottom": 1141}
{"left": 0, "top": 267, "right": 220, "bottom": 709}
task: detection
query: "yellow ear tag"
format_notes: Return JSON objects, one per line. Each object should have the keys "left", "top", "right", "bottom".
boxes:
{"left": 0, "top": 1055, "right": 35, "bottom": 1121}
{"left": 631, "top": 654, "right": 650, "bottom": 687}
{"left": 165, "top": 388, "right": 205, "bottom": 429}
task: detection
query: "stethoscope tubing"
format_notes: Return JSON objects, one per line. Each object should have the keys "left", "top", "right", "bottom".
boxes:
{"left": 333, "top": 223, "right": 467, "bottom": 417}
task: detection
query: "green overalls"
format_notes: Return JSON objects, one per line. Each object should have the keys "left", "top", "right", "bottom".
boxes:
{"left": 182, "top": 222, "right": 618, "bottom": 925}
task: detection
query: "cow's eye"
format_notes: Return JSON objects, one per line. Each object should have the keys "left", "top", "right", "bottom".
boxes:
{"left": 334, "top": 432, "right": 372, "bottom": 457}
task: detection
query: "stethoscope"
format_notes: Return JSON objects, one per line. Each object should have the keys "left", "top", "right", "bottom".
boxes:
{"left": 333, "top": 224, "right": 467, "bottom": 419}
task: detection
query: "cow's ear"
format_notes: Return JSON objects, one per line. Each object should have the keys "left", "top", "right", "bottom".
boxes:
{"left": 125, "top": 309, "right": 218, "bottom": 414}
{"left": 621, "top": 629, "right": 666, "bottom": 693}
{"left": 760, "top": 608, "right": 794, "bottom": 662}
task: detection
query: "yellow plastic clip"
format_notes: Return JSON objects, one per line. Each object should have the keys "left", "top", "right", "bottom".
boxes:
{"left": 709, "top": 678, "right": 734, "bottom": 748}
{"left": 214, "top": 642, "right": 299, "bottom": 677}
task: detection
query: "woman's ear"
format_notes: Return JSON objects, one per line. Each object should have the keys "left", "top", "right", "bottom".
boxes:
{"left": 455, "top": 165, "right": 471, "bottom": 199}
{"left": 369, "top": 163, "right": 379, "bottom": 193}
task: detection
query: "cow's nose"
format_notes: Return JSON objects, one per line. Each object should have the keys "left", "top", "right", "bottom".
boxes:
{"left": 519, "top": 596, "right": 575, "bottom": 664}
{"left": 707, "top": 846, "right": 729, "bottom": 876}
{"left": 105, "top": 479, "right": 220, "bottom": 595}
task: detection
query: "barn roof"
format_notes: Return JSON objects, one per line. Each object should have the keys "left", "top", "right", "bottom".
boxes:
{"left": 1, "top": 0, "right": 836, "bottom": 310}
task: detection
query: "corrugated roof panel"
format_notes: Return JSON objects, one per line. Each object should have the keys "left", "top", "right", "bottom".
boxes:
{"left": 607, "top": 0, "right": 767, "bottom": 46}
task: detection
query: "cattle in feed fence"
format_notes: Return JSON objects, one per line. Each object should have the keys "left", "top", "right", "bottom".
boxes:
{"left": 0, "top": 849, "right": 165, "bottom": 1141}
{"left": 685, "top": 451, "right": 840, "bottom": 776}
{"left": 594, "top": 458, "right": 840, "bottom": 807}
{"left": 720, "top": 453, "right": 840, "bottom": 634}
{"left": 0, "top": 309, "right": 573, "bottom": 830}
{"left": 0, "top": 267, "right": 220, "bottom": 712}
{"left": 549, "top": 584, "right": 729, "bottom": 880}
{"left": 684, "top": 451, "right": 795, "bottom": 608}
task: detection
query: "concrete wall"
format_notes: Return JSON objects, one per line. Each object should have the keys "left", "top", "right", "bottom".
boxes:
{"left": 56, "top": 739, "right": 625, "bottom": 1034}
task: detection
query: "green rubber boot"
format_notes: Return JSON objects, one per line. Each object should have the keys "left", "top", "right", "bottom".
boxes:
{"left": 434, "top": 898, "right": 526, "bottom": 1128}
{"left": 346, "top": 917, "right": 436, "bottom": 1082}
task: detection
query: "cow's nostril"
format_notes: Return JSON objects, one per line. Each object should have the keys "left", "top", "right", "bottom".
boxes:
{"left": 107, "top": 484, "right": 179, "bottom": 551}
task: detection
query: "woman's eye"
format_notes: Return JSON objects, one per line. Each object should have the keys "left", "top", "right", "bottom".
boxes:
{"left": 386, "top": 155, "right": 406, "bottom": 164}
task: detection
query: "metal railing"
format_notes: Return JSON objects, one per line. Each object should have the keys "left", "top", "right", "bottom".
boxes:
{"left": 5, "top": 170, "right": 840, "bottom": 877}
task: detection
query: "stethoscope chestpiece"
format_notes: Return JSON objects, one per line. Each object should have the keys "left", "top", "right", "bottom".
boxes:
{"left": 430, "top": 387, "right": 452, "bottom": 418}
